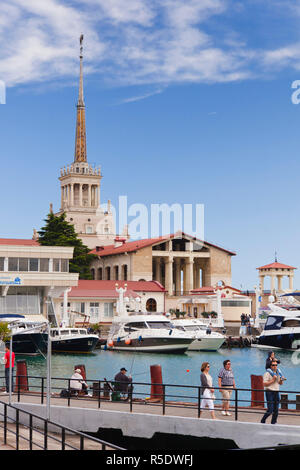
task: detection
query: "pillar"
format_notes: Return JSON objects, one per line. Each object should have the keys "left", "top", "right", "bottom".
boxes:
{"left": 174, "top": 258, "right": 181, "bottom": 295}
{"left": 165, "top": 258, "right": 173, "bottom": 295}
{"left": 70, "top": 184, "right": 74, "bottom": 206}
{"left": 277, "top": 275, "right": 283, "bottom": 292}
{"left": 289, "top": 275, "right": 294, "bottom": 291}
{"left": 270, "top": 275, "right": 275, "bottom": 293}
{"left": 259, "top": 275, "right": 264, "bottom": 293}
{"left": 79, "top": 183, "right": 83, "bottom": 207}
{"left": 185, "top": 258, "right": 194, "bottom": 293}
{"left": 155, "top": 258, "right": 161, "bottom": 284}
{"left": 88, "top": 184, "right": 91, "bottom": 207}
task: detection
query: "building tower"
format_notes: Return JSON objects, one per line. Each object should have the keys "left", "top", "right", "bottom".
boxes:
{"left": 56, "top": 35, "right": 116, "bottom": 249}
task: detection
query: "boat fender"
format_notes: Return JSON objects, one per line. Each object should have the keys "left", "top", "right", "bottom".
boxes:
{"left": 125, "top": 338, "right": 131, "bottom": 345}
{"left": 103, "top": 344, "right": 107, "bottom": 350}
{"left": 108, "top": 340, "right": 114, "bottom": 347}
{"left": 117, "top": 337, "right": 121, "bottom": 342}
{"left": 138, "top": 335, "right": 142, "bottom": 342}
{"left": 169, "top": 329, "right": 173, "bottom": 335}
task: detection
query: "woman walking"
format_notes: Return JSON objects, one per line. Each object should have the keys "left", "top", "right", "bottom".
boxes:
{"left": 200, "top": 362, "right": 216, "bottom": 419}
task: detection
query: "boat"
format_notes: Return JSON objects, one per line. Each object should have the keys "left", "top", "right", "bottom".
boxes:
{"left": 50, "top": 327, "right": 99, "bottom": 353}
{"left": 253, "top": 296, "right": 300, "bottom": 350}
{"left": 0, "top": 314, "right": 48, "bottom": 356}
{"left": 171, "top": 318, "right": 226, "bottom": 351}
{"left": 106, "top": 313, "right": 194, "bottom": 353}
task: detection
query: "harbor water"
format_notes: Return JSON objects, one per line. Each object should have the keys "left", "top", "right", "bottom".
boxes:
{"left": 3, "top": 347, "right": 300, "bottom": 406}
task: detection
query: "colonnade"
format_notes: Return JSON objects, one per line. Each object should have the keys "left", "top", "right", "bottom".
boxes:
{"left": 61, "top": 183, "right": 99, "bottom": 209}
{"left": 153, "top": 256, "right": 206, "bottom": 295}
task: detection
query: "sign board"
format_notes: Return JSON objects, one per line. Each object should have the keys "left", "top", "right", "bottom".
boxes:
{"left": 0, "top": 277, "right": 22, "bottom": 286}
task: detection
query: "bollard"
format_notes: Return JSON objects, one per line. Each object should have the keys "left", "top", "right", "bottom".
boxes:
{"left": 250, "top": 375, "right": 264, "bottom": 408}
{"left": 150, "top": 364, "right": 163, "bottom": 402}
{"left": 281, "top": 394, "right": 288, "bottom": 410}
{"left": 16, "top": 360, "right": 29, "bottom": 392}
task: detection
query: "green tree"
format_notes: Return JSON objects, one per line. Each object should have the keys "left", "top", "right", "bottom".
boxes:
{"left": 0, "top": 322, "right": 11, "bottom": 343}
{"left": 38, "top": 212, "right": 96, "bottom": 279}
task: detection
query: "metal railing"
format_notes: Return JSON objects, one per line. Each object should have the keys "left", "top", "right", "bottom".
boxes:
{"left": 4, "top": 374, "right": 300, "bottom": 424}
{"left": 0, "top": 398, "right": 126, "bottom": 450}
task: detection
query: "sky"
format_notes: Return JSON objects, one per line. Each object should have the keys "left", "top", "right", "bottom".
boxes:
{"left": 1, "top": 0, "right": 300, "bottom": 290}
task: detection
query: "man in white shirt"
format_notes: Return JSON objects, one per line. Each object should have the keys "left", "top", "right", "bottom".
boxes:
{"left": 261, "top": 361, "right": 284, "bottom": 424}
{"left": 70, "top": 368, "right": 90, "bottom": 396}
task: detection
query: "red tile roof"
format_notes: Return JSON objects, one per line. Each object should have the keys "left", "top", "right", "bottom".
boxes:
{"left": 257, "top": 262, "right": 297, "bottom": 270}
{"left": 0, "top": 238, "right": 39, "bottom": 246}
{"left": 65, "top": 280, "right": 166, "bottom": 298}
{"left": 90, "top": 233, "right": 236, "bottom": 257}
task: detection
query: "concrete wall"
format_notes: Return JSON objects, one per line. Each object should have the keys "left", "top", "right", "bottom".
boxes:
{"left": 11, "top": 403, "right": 300, "bottom": 450}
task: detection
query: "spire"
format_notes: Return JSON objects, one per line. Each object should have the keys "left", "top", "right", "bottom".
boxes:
{"left": 74, "top": 34, "right": 87, "bottom": 163}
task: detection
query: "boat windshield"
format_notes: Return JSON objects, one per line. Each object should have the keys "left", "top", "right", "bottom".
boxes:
{"left": 146, "top": 321, "right": 173, "bottom": 329}
{"left": 264, "top": 315, "right": 284, "bottom": 331}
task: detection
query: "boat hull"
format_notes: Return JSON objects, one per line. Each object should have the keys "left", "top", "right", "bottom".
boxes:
{"left": 255, "top": 332, "right": 300, "bottom": 351}
{"left": 12, "top": 333, "right": 48, "bottom": 356}
{"left": 187, "top": 336, "right": 225, "bottom": 351}
{"left": 51, "top": 336, "right": 99, "bottom": 353}
{"left": 107, "top": 337, "right": 192, "bottom": 353}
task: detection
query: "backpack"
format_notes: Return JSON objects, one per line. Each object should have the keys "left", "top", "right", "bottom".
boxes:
{"left": 60, "top": 389, "right": 71, "bottom": 398}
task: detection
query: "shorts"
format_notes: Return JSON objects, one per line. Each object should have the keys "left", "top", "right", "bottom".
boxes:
{"left": 200, "top": 388, "right": 215, "bottom": 411}
{"left": 220, "top": 386, "right": 233, "bottom": 402}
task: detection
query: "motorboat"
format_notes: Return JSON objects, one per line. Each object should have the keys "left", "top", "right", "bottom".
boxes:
{"left": 171, "top": 318, "right": 226, "bottom": 351}
{"left": 50, "top": 327, "right": 99, "bottom": 353}
{"left": 0, "top": 314, "right": 48, "bottom": 356}
{"left": 106, "top": 313, "right": 194, "bottom": 353}
{"left": 253, "top": 296, "right": 300, "bottom": 350}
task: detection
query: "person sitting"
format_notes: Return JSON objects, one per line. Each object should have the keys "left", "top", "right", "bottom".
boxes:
{"left": 69, "top": 368, "right": 90, "bottom": 396}
{"left": 114, "top": 367, "right": 133, "bottom": 399}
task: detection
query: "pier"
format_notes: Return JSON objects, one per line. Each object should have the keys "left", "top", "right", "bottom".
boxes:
{"left": 2, "top": 372, "right": 300, "bottom": 450}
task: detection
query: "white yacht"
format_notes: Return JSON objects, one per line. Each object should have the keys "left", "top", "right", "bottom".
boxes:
{"left": 172, "top": 318, "right": 225, "bottom": 351}
{"left": 50, "top": 327, "right": 99, "bottom": 353}
{"left": 0, "top": 314, "right": 48, "bottom": 355}
{"left": 106, "top": 313, "right": 194, "bottom": 353}
{"left": 253, "top": 295, "right": 300, "bottom": 350}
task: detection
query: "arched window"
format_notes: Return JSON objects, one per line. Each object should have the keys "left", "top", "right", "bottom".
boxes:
{"left": 91, "top": 268, "right": 95, "bottom": 280}
{"left": 146, "top": 298, "right": 157, "bottom": 312}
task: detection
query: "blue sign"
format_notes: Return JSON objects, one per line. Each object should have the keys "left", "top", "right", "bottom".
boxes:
{"left": 0, "top": 277, "right": 22, "bottom": 286}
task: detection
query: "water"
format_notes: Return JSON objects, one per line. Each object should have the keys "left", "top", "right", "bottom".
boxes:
{"left": 3, "top": 347, "right": 300, "bottom": 405}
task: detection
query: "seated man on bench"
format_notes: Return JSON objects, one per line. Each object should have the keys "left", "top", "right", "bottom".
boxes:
{"left": 114, "top": 367, "right": 133, "bottom": 400}
{"left": 70, "top": 368, "right": 90, "bottom": 396}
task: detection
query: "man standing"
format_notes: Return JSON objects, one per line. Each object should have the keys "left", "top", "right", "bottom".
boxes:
{"left": 218, "top": 359, "right": 236, "bottom": 416}
{"left": 4, "top": 345, "right": 15, "bottom": 394}
{"left": 261, "top": 361, "right": 284, "bottom": 424}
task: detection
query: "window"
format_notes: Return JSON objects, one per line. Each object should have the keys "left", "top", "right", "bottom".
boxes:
{"left": 18, "top": 258, "right": 28, "bottom": 272}
{"left": 90, "top": 302, "right": 100, "bottom": 321}
{"left": 146, "top": 321, "right": 172, "bottom": 329}
{"left": 104, "top": 303, "right": 114, "bottom": 317}
{"left": 61, "top": 259, "right": 68, "bottom": 272}
{"left": 282, "top": 319, "right": 300, "bottom": 328}
{"left": 0, "top": 258, "right": 4, "bottom": 271}
{"left": 221, "top": 300, "right": 250, "bottom": 307}
{"left": 146, "top": 298, "right": 157, "bottom": 312}
{"left": 29, "top": 258, "right": 39, "bottom": 272}
{"left": 86, "top": 225, "right": 93, "bottom": 234}
{"left": 8, "top": 258, "right": 18, "bottom": 271}
{"left": 53, "top": 259, "right": 60, "bottom": 272}
{"left": 264, "top": 315, "right": 284, "bottom": 331}
{"left": 124, "top": 322, "right": 147, "bottom": 331}
{"left": 40, "top": 259, "right": 49, "bottom": 272}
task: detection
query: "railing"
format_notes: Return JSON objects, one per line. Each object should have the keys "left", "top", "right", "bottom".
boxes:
{"left": 0, "top": 399, "right": 126, "bottom": 450}
{"left": 4, "top": 374, "right": 300, "bottom": 424}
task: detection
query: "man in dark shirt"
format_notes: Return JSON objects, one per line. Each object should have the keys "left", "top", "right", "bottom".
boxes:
{"left": 114, "top": 368, "right": 133, "bottom": 397}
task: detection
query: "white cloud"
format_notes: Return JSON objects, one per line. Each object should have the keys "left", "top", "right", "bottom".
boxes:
{"left": 0, "top": 0, "right": 297, "bottom": 90}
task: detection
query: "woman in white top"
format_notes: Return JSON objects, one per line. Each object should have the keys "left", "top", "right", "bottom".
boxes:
{"left": 200, "top": 362, "right": 216, "bottom": 419}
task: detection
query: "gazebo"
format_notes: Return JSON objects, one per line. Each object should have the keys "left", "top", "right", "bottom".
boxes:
{"left": 257, "top": 260, "right": 297, "bottom": 294}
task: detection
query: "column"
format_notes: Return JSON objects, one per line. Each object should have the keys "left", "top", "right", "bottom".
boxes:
{"left": 70, "top": 184, "right": 74, "bottom": 206}
{"left": 79, "top": 184, "right": 83, "bottom": 207}
{"left": 185, "top": 258, "right": 194, "bottom": 293}
{"left": 259, "top": 275, "right": 265, "bottom": 293}
{"left": 165, "top": 257, "right": 173, "bottom": 295}
{"left": 174, "top": 258, "right": 181, "bottom": 295}
{"left": 88, "top": 184, "right": 91, "bottom": 207}
{"left": 61, "top": 185, "right": 64, "bottom": 209}
{"left": 155, "top": 258, "right": 161, "bottom": 284}
{"left": 277, "top": 275, "right": 283, "bottom": 292}
{"left": 289, "top": 275, "right": 294, "bottom": 291}
{"left": 270, "top": 275, "right": 275, "bottom": 293}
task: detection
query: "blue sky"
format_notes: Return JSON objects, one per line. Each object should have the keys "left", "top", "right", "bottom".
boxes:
{"left": 1, "top": 0, "right": 300, "bottom": 290}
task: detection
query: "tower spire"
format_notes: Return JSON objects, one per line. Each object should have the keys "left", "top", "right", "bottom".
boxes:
{"left": 74, "top": 34, "right": 87, "bottom": 163}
